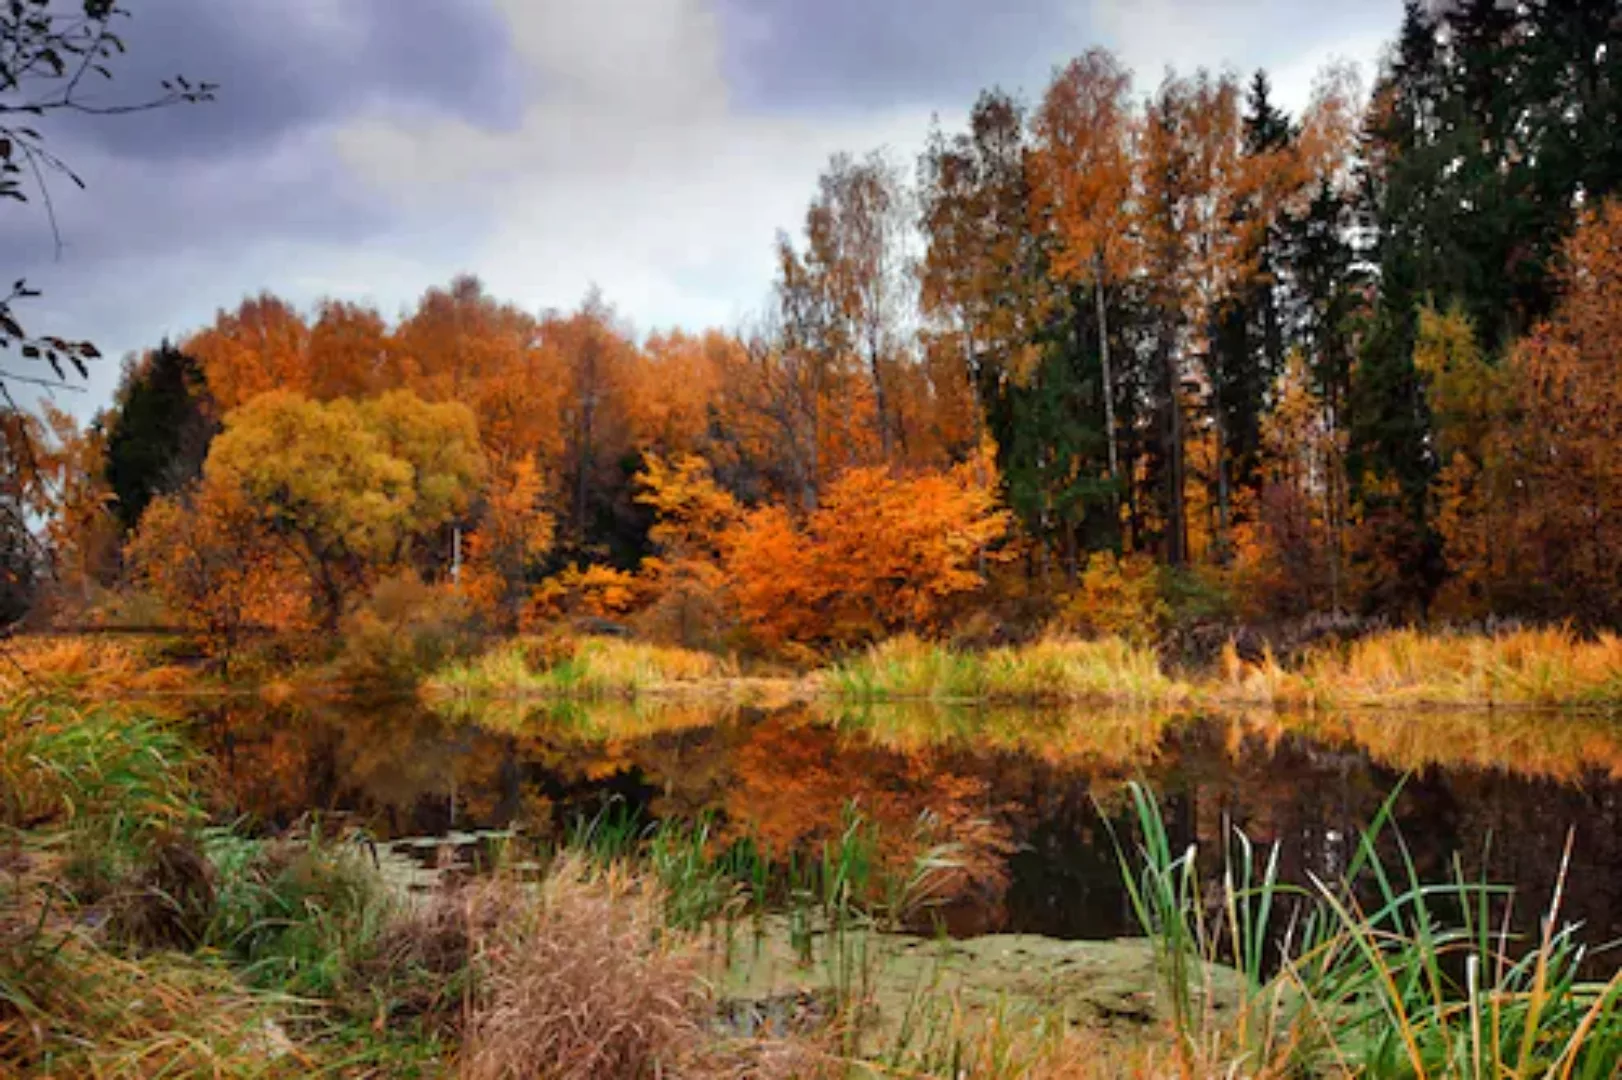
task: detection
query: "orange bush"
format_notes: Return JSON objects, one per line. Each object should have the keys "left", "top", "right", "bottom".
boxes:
{"left": 724, "top": 452, "right": 1010, "bottom": 649}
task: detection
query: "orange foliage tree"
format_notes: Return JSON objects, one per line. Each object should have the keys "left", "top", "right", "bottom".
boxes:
{"left": 128, "top": 483, "right": 314, "bottom": 652}
{"left": 633, "top": 453, "right": 741, "bottom": 647}
{"left": 1031, "top": 49, "right": 1138, "bottom": 497}
{"left": 726, "top": 450, "right": 1010, "bottom": 650}
{"left": 458, "top": 457, "right": 555, "bottom": 625}
{"left": 1477, "top": 202, "right": 1622, "bottom": 621}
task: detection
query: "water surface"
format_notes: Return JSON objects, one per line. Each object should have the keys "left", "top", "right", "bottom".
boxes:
{"left": 191, "top": 696, "right": 1622, "bottom": 956}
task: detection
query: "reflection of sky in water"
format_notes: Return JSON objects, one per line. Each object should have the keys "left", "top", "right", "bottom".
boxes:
{"left": 194, "top": 697, "right": 1622, "bottom": 955}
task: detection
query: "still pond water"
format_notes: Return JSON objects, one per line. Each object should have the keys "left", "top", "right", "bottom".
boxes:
{"left": 186, "top": 695, "right": 1622, "bottom": 957}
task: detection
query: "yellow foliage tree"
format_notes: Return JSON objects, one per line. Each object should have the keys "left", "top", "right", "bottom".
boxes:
{"left": 634, "top": 453, "right": 741, "bottom": 647}
{"left": 198, "top": 390, "right": 485, "bottom": 627}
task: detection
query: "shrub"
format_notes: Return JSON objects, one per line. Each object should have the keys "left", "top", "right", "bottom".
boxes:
{"left": 523, "top": 564, "right": 650, "bottom": 628}
{"left": 1055, "top": 552, "right": 1169, "bottom": 645}
{"left": 338, "top": 573, "right": 481, "bottom": 689}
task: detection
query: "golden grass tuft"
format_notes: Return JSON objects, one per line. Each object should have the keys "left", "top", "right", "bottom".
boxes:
{"left": 425, "top": 634, "right": 734, "bottom": 702}
{"left": 458, "top": 853, "right": 712, "bottom": 1080}
{"left": 839, "top": 626, "right": 1622, "bottom": 712}
{"left": 0, "top": 634, "right": 200, "bottom": 698}
{"left": 832, "top": 634, "right": 1187, "bottom": 707}
{"left": 1220, "top": 626, "right": 1622, "bottom": 710}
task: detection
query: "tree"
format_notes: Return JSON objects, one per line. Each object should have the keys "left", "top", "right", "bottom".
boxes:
{"left": 102, "top": 340, "right": 219, "bottom": 531}
{"left": 633, "top": 452, "right": 740, "bottom": 647}
{"left": 187, "top": 294, "right": 313, "bottom": 411}
{"left": 34, "top": 401, "right": 117, "bottom": 609}
{"left": 307, "top": 300, "right": 395, "bottom": 400}
{"left": 547, "top": 287, "right": 641, "bottom": 563}
{"left": 1348, "top": 2, "right": 1451, "bottom": 615}
{"left": 1137, "top": 75, "right": 1198, "bottom": 565}
{"left": 801, "top": 151, "right": 916, "bottom": 460}
{"left": 1484, "top": 201, "right": 1622, "bottom": 622}
{"left": 460, "top": 457, "right": 554, "bottom": 627}
{"left": 1231, "top": 350, "right": 1348, "bottom": 618}
{"left": 127, "top": 482, "right": 313, "bottom": 655}
{"left": 725, "top": 451, "right": 1009, "bottom": 649}
{"left": 918, "top": 88, "right": 1049, "bottom": 459}
{"left": 1031, "top": 49, "right": 1137, "bottom": 507}
{"left": 1209, "top": 72, "right": 1293, "bottom": 520}
{"left": 1, "top": 0, "right": 214, "bottom": 399}
{"left": 200, "top": 390, "right": 485, "bottom": 628}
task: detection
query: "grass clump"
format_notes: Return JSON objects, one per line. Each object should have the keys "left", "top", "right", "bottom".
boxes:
{"left": 830, "top": 634, "right": 1186, "bottom": 707}
{"left": 835, "top": 625, "right": 1622, "bottom": 712}
{"left": 459, "top": 853, "right": 713, "bottom": 1080}
{"left": 1299, "top": 626, "right": 1622, "bottom": 710}
{"left": 1216, "top": 626, "right": 1622, "bottom": 711}
{"left": 0, "top": 920, "right": 312, "bottom": 1077}
{"left": 1112, "top": 779, "right": 1622, "bottom": 1078}
{"left": 427, "top": 633, "right": 731, "bottom": 701}
{"left": 1, "top": 695, "right": 203, "bottom": 899}
{"left": 0, "top": 635, "right": 201, "bottom": 698}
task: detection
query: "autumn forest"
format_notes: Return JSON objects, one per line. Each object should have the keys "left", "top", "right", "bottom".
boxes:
{"left": 0, "top": 3, "right": 1616, "bottom": 662}
{"left": 5, "top": 2, "right": 1622, "bottom": 1076}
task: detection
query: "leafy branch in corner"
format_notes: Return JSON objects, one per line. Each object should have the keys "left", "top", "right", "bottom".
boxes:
{"left": 1, "top": 0, "right": 217, "bottom": 397}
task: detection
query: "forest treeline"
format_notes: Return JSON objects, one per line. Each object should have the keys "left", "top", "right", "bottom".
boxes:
{"left": 4, "top": 1, "right": 1620, "bottom": 655}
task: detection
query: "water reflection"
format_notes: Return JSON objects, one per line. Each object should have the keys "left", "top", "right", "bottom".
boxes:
{"left": 193, "top": 695, "right": 1622, "bottom": 956}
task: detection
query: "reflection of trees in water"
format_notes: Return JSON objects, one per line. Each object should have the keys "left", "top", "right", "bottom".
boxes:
{"left": 717, "top": 712, "right": 1017, "bottom": 935}
{"left": 205, "top": 697, "right": 523, "bottom": 836}
{"left": 199, "top": 697, "right": 1622, "bottom": 955}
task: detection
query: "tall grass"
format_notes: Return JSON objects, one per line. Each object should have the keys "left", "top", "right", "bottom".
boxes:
{"left": 830, "top": 634, "right": 1186, "bottom": 707}
{"left": 426, "top": 634, "right": 731, "bottom": 701}
{"left": 1111, "top": 779, "right": 1622, "bottom": 1078}
{"left": 1, "top": 696, "right": 203, "bottom": 900}
{"left": 1220, "top": 626, "right": 1622, "bottom": 711}
{"left": 834, "top": 627, "right": 1622, "bottom": 711}
{"left": 0, "top": 635, "right": 201, "bottom": 698}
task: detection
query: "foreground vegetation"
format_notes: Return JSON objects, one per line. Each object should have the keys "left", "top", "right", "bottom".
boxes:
{"left": 5, "top": 687, "right": 1620, "bottom": 1077}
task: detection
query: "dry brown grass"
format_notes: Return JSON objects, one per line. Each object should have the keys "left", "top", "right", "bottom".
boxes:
{"left": 0, "top": 635, "right": 200, "bottom": 698}
{"left": 1214, "top": 626, "right": 1622, "bottom": 711}
{"left": 453, "top": 855, "right": 709, "bottom": 1080}
{"left": 0, "top": 914, "right": 314, "bottom": 1077}
{"left": 371, "top": 856, "right": 854, "bottom": 1080}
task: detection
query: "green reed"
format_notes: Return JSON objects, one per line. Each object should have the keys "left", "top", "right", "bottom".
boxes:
{"left": 1111, "top": 778, "right": 1622, "bottom": 1078}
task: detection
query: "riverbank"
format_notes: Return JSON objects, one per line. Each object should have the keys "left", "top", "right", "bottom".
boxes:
{"left": 423, "top": 625, "right": 1622, "bottom": 713}
{"left": 0, "top": 692, "right": 1193, "bottom": 1076}
{"left": 4, "top": 691, "right": 1620, "bottom": 1076}
{"left": 5, "top": 624, "right": 1618, "bottom": 715}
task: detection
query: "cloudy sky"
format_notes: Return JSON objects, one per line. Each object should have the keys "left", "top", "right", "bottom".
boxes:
{"left": 7, "top": 0, "right": 1401, "bottom": 420}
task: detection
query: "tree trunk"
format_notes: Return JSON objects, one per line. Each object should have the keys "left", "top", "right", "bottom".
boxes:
{"left": 1213, "top": 376, "right": 1232, "bottom": 563}
{"left": 1094, "top": 259, "right": 1121, "bottom": 506}
{"left": 1163, "top": 334, "right": 1188, "bottom": 566}
{"left": 868, "top": 340, "right": 894, "bottom": 462}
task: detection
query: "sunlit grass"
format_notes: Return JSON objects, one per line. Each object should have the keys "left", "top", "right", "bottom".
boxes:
{"left": 1218, "top": 626, "right": 1622, "bottom": 711}
{"left": 425, "top": 634, "right": 734, "bottom": 701}
{"left": 0, "top": 695, "right": 201, "bottom": 853}
{"left": 830, "top": 634, "right": 1187, "bottom": 707}
{"left": 0, "top": 634, "right": 202, "bottom": 698}
{"left": 833, "top": 627, "right": 1622, "bottom": 712}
